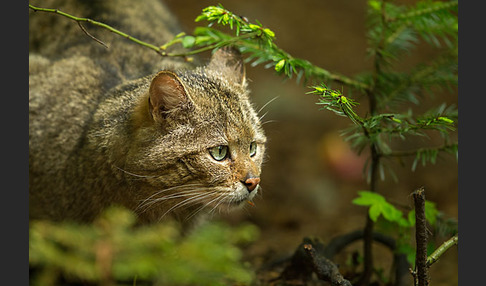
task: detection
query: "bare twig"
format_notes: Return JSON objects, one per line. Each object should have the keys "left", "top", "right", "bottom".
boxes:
{"left": 413, "top": 187, "right": 429, "bottom": 286}
{"left": 77, "top": 22, "right": 108, "bottom": 49}
{"left": 29, "top": 4, "right": 166, "bottom": 55}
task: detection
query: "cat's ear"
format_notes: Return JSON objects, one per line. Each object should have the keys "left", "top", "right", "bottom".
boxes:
{"left": 148, "top": 71, "right": 189, "bottom": 122}
{"left": 208, "top": 46, "right": 246, "bottom": 86}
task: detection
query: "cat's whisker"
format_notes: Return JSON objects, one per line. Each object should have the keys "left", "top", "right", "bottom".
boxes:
{"left": 185, "top": 191, "right": 226, "bottom": 221}
{"left": 139, "top": 191, "right": 201, "bottom": 213}
{"left": 165, "top": 192, "right": 221, "bottom": 221}
{"left": 113, "top": 165, "right": 158, "bottom": 179}
{"left": 157, "top": 190, "right": 219, "bottom": 221}
{"left": 150, "top": 189, "right": 212, "bottom": 205}
{"left": 199, "top": 192, "right": 230, "bottom": 219}
{"left": 139, "top": 194, "right": 201, "bottom": 214}
{"left": 259, "top": 111, "right": 269, "bottom": 121}
{"left": 208, "top": 195, "right": 228, "bottom": 217}
{"left": 207, "top": 190, "right": 230, "bottom": 210}
{"left": 261, "top": 119, "right": 278, "bottom": 126}
{"left": 136, "top": 184, "right": 205, "bottom": 212}
{"left": 257, "top": 95, "right": 279, "bottom": 115}
{"left": 141, "top": 186, "right": 204, "bottom": 204}
{"left": 210, "top": 190, "right": 237, "bottom": 216}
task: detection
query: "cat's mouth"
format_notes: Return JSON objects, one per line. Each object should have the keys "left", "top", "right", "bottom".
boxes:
{"left": 174, "top": 183, "right": 259, "bottom": 214}
{"left": 229, "top": 197, "right": 254, "bottom": 206}
{"left": 223, "top": 183, "right": 258, "bottom": 207}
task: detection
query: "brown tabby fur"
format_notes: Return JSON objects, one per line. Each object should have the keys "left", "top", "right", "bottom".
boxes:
{"left": 29, "top": 0, "right": 266, "bottom": 225}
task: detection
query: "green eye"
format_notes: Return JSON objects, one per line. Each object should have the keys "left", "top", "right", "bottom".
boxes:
{"left": 209, "top": 145, "right": 229, "bottom": 161}
{"left": 249, "top": 141, "right": 257, "bottom": 157}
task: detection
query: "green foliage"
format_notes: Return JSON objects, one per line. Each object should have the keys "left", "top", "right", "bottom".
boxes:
{"left": 366, "top": 0, "right": 458, "bottom": 61}
{"left": 352, "top": 191, "right": 438, "bottom": 227}
{"left": 29, "top": 206, "right": 259, "bottom": 286}
{"left": 171, "top": 0, "right": 458, "bottom": 273}
{"left": 29, "top": 0, "right": 458, "bottom": 282}
{"left": 353, "top": 191, "right": 408, "bottom": 226}
{"left": 178, "top": 1, "right": 457, "bottom": 182}
{"left": 310, "top": 85, "right": 362, "bottom": 125}
{"left": 195, "top": 5, "right": 275, "bottom": 43}
{"left": 352, "top": 191, "right": 440, "bottom": 264}
{"left": 177, "top": 4, "right": 367, "bottom": 89}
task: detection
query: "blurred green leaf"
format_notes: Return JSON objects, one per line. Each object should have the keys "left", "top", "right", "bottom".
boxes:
{"left": 181, "top": 36, "right": 196, "bottom": 48}
{"left": 29, "top": 206, "right": 259, "bottom": 285}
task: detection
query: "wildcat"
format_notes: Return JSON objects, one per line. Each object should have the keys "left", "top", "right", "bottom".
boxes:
{"left": 29, "top": 0, "right": 266, "bottom": 225}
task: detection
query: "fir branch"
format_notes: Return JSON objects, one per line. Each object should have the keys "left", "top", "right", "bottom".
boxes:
{"left": 169, "top": 30, "right": 263, "bottom": 57}
{"left": 243, "top": 41, "right": 368, "bottom": 89}
{"left": 348, "top": 102, "right": 457, "bottom": 143}
{"left": 310, "top": 85, "right": 363, "bottom": 125}
{"left": 375, "top": 55, "right": 458, "bottom": 110}
{"left": 367, "top": 0, "right": 457, "bottom": 65}
{"left": 367, "top": 113, "right": 456, "bottom": 136}
{"left": 193, "top": 6, "right": 370, "bottom": 91}
{"left": 384, "top": 143, "right": 457, "bottom": 172}
{"left": 392, "top": 1, "right": 458, "bottom": 22}
{"left": 393, "top": 0, "right": 458, "bottom": 48}
{"left": 384, "top": 143, "right": 458, "bottom": 158}
{"left": 29, "top": 3, "right": 369, "bottom": 92}
{"left": 195, "top": 4, "right": 275, "bottom": 44}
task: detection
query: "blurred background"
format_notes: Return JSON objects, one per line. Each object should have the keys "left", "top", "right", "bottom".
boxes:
{"left": 164, "top": 0, "right": 458, "bottom": 284}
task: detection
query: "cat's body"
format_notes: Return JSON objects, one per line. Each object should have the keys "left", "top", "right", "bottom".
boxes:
{"left": 29, "top": 0, "right": 266, "bottom": 224}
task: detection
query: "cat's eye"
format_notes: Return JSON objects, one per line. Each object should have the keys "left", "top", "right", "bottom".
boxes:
{"left": 209, "top": 145, "right": 229, "bottom": 161}
{"left": 249, "top": 141, "right": 257, "bottom": 157}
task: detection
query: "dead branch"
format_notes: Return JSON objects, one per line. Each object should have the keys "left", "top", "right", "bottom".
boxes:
{"left": 413, "top": 187, "right": 429, "bottom": 286}
{"left": 280, "top": 237, "right": 352, "bottom": 286}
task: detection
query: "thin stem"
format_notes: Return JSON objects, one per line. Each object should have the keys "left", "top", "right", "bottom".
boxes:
{"left": 426, "top": 234, "right": 458, "bottom": 267}
{"left": 357, "top": 2, "right": 389, "bottom": 284}
{"left": 29, "top": 4, "right": 164, "bottom": 54}
{"left": 357, "top": 144, "right": 380, "bottom": 286}
{"left": 168, "top": 31, "right": 261, "bottom": 57}
{"left": 77, "top": 22, "right": 108, "bottom": 49}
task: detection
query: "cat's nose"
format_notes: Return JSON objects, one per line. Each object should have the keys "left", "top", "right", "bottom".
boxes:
{"left": 243, "top": 177, "right": 260, "bottom": 193}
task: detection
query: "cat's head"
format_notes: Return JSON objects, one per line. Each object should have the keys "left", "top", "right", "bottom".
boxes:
{"left": 128, "top": 47, "right": 266, "bottom": 222}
